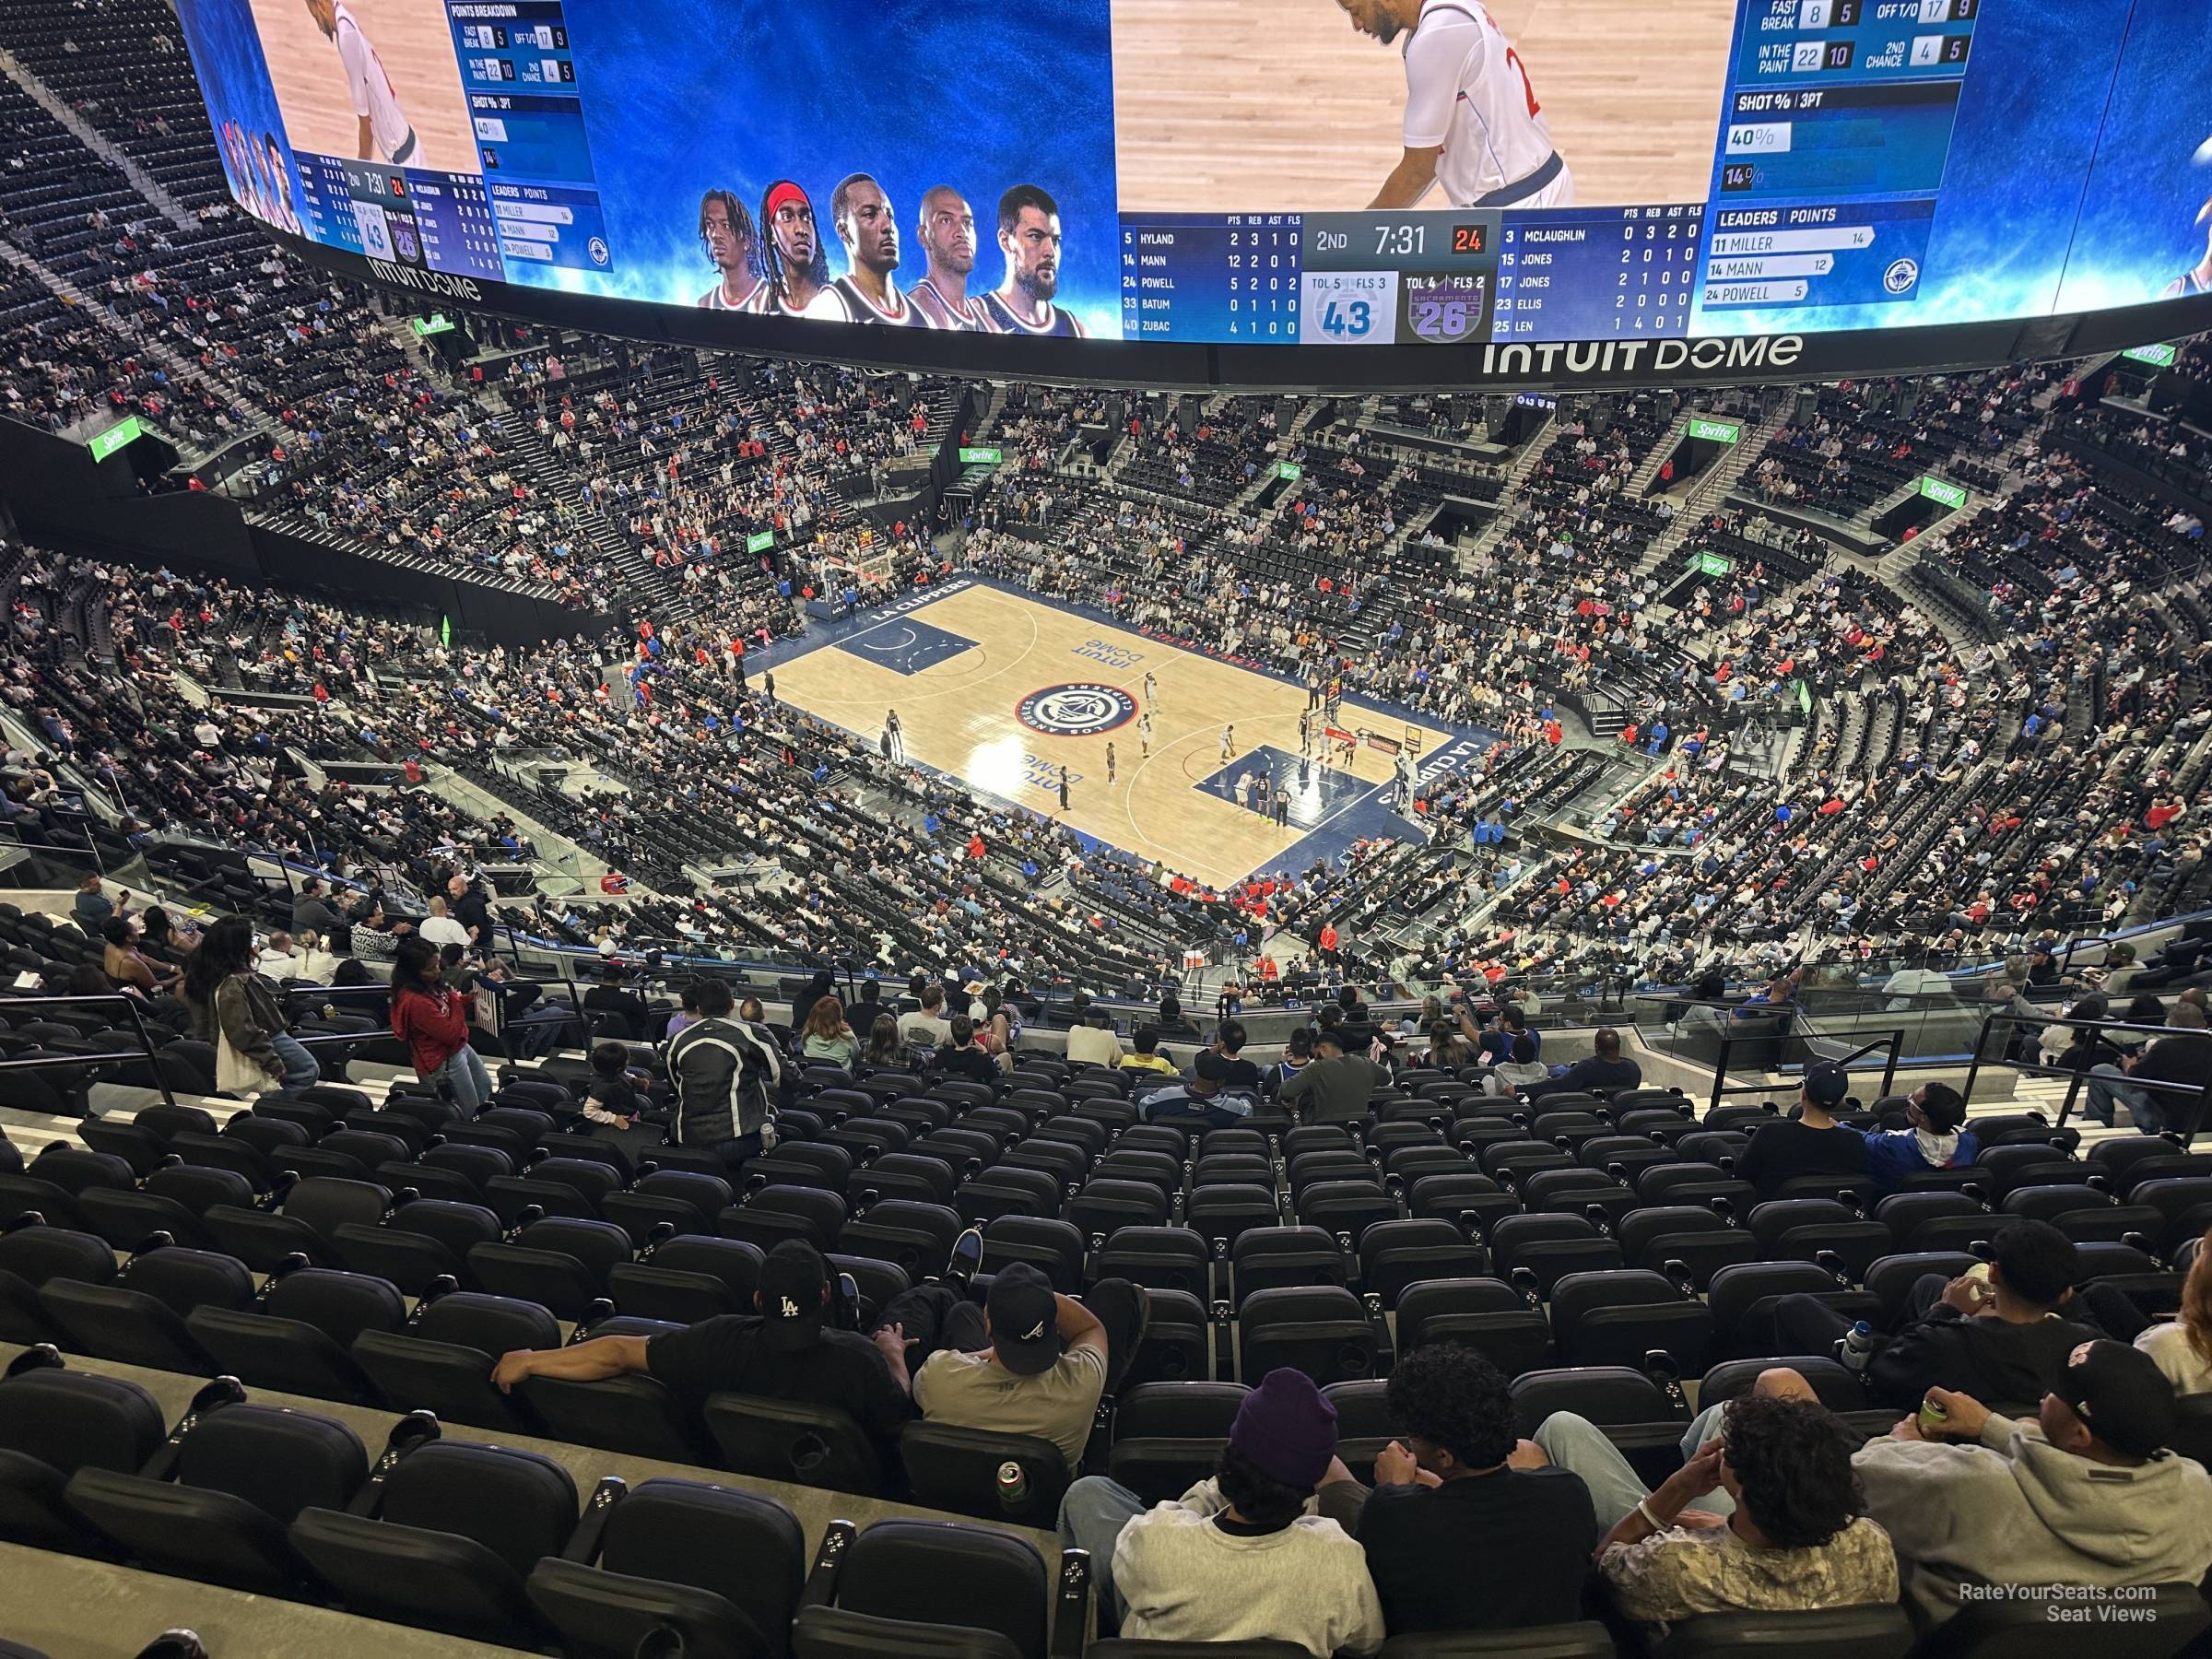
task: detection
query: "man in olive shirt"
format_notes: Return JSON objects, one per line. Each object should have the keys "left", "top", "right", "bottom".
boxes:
{"left": 1280, "top": 1030, "right": 1394, "bottom": 1123}
{"left": 896, "top": 1261, "right": 1148, "bottom": 1470}
{"left": 489, "top": 1241, "right": 913, "bottom": 1462}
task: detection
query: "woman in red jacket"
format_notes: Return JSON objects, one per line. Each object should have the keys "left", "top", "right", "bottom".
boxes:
{"left": 390, "top": 936, "right": 493, "bottom": 1111}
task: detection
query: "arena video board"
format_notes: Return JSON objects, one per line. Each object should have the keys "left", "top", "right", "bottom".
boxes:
{"left": 176, "top": 0, "right": 2212, "bottom": 380}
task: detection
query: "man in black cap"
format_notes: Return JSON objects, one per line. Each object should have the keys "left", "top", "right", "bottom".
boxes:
{"left": 880, "top": 1253, "right": 1148, "bottom": 1471}
{"left": 1854, "top": 1338, "right": 2212, "bottom": 1630}
{"left": 488, "top": 1240, "right": 913, "bottom": 1460}
{"left": 1733, "top": 1062, "right": 1868, "bottom": 1200}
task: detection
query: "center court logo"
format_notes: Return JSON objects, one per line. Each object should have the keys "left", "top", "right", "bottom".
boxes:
{"left": 1015, "top": 683, "right": 1136, "bottom": 737}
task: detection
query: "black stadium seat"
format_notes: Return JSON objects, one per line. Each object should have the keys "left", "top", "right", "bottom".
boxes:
{"left": 0, "top": 1352, "right": 166, "bottom": 1553}
{"left": 527, "top": 1477, "right": 806, "bottom": 1659}
{"left": 289, "top": 1440, "right": 581, "bottom": 1645}
{"left": 66, "top": 1397, "right": 369, "bottom": 1594}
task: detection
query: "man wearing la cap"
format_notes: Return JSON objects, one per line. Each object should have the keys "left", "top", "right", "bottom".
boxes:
{"left": 890, "top": 1257, "right": 1149, "bottom": 1472}
{"left": 1058, "top": 1368, "right": 1385, "bottom": 1656}
{"left": 1733, "top": 1062, "right": 1867, "bottom": 1200}
{"left": 488, "top": 1241, "right": 913, "bottom": 1463}
{"left": 1854, "top": 1338, "right": 2212, "bottom": 1630}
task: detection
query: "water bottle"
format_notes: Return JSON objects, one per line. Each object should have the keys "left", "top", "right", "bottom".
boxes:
{"left": 1836, "top": 1320, "right": 1876, "bottom": 1374}
{"left": 995, "top": 1460, "right": 1029, "bottom": 1511}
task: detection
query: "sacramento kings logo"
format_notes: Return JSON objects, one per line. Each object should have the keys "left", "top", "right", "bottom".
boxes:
{"left": 1016, "top": 682, "right": 1137, "bottom": 736}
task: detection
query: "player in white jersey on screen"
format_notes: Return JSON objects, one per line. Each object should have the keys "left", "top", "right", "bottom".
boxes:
{"left": 696, "top": 190, "right": 764, "bottom": 312}
{"left": 805, "top": 174, "right": 931, "bottom": 325}
{"left": 909, "top": 186, "right": 987, "bottom": 330}
{"left": 980, "top": 184, "right": 1088, "bottom": 337}
{"left": 304, "top": 0, "right": 416, "bottom": 165}
{"left": 1333, "top": 0, "right": 1573, "bottom": 211}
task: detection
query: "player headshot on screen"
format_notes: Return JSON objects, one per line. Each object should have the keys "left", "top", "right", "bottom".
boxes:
{"left": 301, "top": 0, "right": 418, "bottom": 164}
{"left": 909, "top": 185, "right": 986, "bottom": 331}
{"left": 805, "top": 173, "right": 928, "bottom": 325}
{"left": 263, "top": 133, "right": 302, "bottom": 234}
{"left": 750, "top": 180, "right": 830, "bottom": 316}
{"left": 1333, "top": 0, "right": 1573, "bottom": 211}
{"left": 980, "top": 184, "right": 1087, "bottom": 337}
{"left": 697, "top": 189, "right": 763, "bottom": 312}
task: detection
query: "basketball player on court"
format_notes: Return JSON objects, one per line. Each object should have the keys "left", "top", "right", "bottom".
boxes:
{"left": 1138, "top": 711, "right": 1154, "bottom": 757}
{"left": 748, "top": 181, "right": 830, "bottom": 316}
{"left": 1143, "top": 670, "right": 1159, "bottom": 709}
{"left": 805, "top": 174, "right": 929, "bottom": 324}
{"left": 1220, "top": 724, "right": 1236, "bottom": 763}
{"left": 304, "top": 0, "right": 417, "bottom": 164}
{"left": 1105, "top": 742, "right": 1117, "bottom": 785}
{"left": 697, "top": 189, "right": 763, "bottom": 312}
{"left": 909, "top": 186, "right": 986, "bottom": 330}
{"left": 1332, "top": 0, "right": 1574, "bottom": 211}
{"left": 980, "top": 184, "right": 1088, "bottom": 337}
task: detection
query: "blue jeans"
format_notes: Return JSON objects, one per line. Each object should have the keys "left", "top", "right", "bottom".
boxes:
{"left": 1533, "top": 1406, "right": 1735, "bottom": 1533}
{"left": 431, "top": 1044, "right": 495, "bottom": 1112}
{"left": 2086, "top": 1062, "right": 2159, "bottom": 1133}
{"left": 1058, "top": 1476, "right": 1148, "bottom": 1629}
{"left": 269, "top": 1030, "right": 322, "bottom": 1092}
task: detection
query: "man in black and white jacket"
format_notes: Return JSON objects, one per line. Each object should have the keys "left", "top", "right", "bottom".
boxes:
{"left": 665, "top": 978, "right": 788, "bottom": 1171}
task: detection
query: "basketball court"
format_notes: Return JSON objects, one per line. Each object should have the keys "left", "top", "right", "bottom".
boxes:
{"left": 766, "top": 581, "right": 1492, "bottom": 890}
{"left": 250, "top": 0, "right": 478, "bottom": 173}
{"left": 1110, "top": 0, "right": 1736, "bottom": 213}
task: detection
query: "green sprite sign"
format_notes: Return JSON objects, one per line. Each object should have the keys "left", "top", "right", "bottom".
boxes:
{"left": 1688, "top": 550, "right": 1734, "bottom": 578}
{"left": 1685, "top": 417, "right": 1741, "bottom": 445}
{"left": 746, "top": 530, "right": 776, "bottom": 555}
{"left": 957, "top": 447, "right": 1003, "bottom": 465}
{"left": 410, "top": 313, "right": 456, "bottom": 337}
{"left": 2121, "top": 342, "right": 2178, "bottom": 367}
{"left": 87, "top": 415, "right": 143, "bottom": 464}
{"left": 1917, "top": 476, "right": 1969, "bottom": 512}
{"left": 440, "top": 614, "right": 452, "bottom": 649}
{"left": 1277, "top": 461, "right": 1303, "bottom": 481}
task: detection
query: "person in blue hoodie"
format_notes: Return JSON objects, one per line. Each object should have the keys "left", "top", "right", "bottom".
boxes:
{"left": 1858, "top": 1081, "right": 1978, "bottom": 1194}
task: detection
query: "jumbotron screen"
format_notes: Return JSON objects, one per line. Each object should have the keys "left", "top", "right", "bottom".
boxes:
{"left": 179, "top": 0, "right": 2209, "bottom": 365}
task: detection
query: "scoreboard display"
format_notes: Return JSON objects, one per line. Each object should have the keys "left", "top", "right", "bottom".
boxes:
{"left": 1123, "top": 206, "right": 1707, "bottom": 345}
{"left": 176, "top": 0, "right": 2212, "bottom": 370}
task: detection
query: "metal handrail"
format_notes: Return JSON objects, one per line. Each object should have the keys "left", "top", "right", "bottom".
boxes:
{"left": 0, "top": 993, "right": 178, "bottom": 1109}
{"left": 1962, "top": 1010, "right": 2210, "bottom": 1140}
{"left": 1697, "top": 1022, "right": 1908, "bottom": 1114}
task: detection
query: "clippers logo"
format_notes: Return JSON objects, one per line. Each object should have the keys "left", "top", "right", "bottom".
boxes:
{"left": 1015, "top": 682, "right": 1136, "bottom": 737}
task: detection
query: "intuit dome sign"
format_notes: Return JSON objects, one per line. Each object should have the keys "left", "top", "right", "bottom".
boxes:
{"left": 1472, "top": 335, "right": 1805, "bottom": 380}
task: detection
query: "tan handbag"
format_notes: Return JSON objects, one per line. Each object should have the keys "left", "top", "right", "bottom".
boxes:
{"left": 215, "top": 1028, "right": 276, "bottom": 1096}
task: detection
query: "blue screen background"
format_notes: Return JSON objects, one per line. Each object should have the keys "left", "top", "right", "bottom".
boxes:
{"left": 173, "top": 0, "right": 302, "bottom": 225}
{"left": 510, "top": 0, "right": 1121, "bottom": 334}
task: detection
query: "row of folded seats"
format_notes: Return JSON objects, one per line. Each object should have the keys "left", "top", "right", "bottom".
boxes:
{"left": 4, "top": 1090, "right": 2206, "bottom": 1527}
{"left": 0, "top": 1347, "right": 1089, "bottom": 1659}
